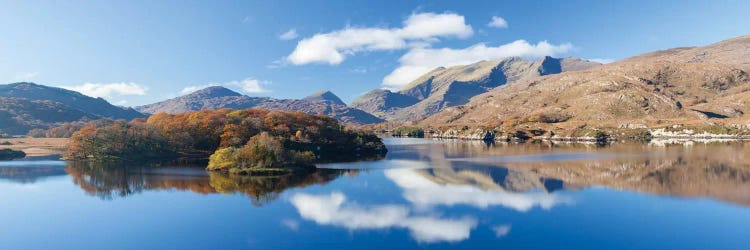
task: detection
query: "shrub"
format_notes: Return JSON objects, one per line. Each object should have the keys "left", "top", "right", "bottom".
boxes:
{"left": 206, "top": 147, "right": 243, "bottom": 171}
{"left": 207, "top": 132, "right": 317, "bottom": 173}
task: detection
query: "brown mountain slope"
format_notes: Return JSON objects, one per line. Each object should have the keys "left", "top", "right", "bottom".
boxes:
{"left": 351, "top": 57, "right": 601, "bottom": 122}
{"left": 0, "top": 97, "right": 100, "bottom": 135}
{"left": 420, "top": 35, "right": 750, "bottom": 134}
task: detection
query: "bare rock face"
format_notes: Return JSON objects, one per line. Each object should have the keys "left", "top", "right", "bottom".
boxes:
{"left": 136, "top": 87, "right": 384, "bottom": 125}
{"left": 420, "top": 34, "right": 750, "bottom": 132}
{"left": 352, "top": 57, "right": 601, "bottom": 121}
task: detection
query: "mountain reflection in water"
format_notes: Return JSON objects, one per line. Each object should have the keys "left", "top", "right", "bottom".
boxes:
{"left": 1, "top": 140, "right": 749, "bottom": 208}
{"left": 370, "top": 139, "right": 750, "bottom": 207}
{"left": 1, "top": 139, "right": 750, "bottom": 248}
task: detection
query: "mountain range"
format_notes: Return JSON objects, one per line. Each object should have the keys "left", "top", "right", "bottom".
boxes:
{"left": 134, "top": 87, "right": 383, "bottom": 125}
{"left": 419, "top": 34, "right": 750, "bottom": 134}
{"left": 350, "top": 56, "right": 602, "bottom": 121}
{"left": 2, "top": 34, "right": 750, "bottom": 136}
{"left": 0, "top": 83, "right": 381, "bottom": 135}
{"left": 0, "top": 82, "right": 144, "bottom": 135}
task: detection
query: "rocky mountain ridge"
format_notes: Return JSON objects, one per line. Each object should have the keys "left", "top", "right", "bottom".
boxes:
{"left": 419, "top": 34, "right": 750, "bottom": 138}
{"left": 351, "top": 56, "right": 601, "bottom": 121}
{"left": 135, "top": 87, "right": 383, "bottom": 125}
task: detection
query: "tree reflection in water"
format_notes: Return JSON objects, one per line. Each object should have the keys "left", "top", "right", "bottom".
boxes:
{"left": 4, "top": 139, "right": 750, "bottom": 209}
{"left": 64, "top": 161, "right": 356, "bottom": 206}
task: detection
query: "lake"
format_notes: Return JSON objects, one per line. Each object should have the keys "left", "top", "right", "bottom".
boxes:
{"left": 2, "top": 138, "right": 750, "bottom": 249}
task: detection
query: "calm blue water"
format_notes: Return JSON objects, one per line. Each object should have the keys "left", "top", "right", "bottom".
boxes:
{"left": 1, "top": 138, "right": 750, "bottom": 249}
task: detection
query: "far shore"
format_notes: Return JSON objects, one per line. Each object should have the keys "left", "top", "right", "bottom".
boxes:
{"left": 2, "top": 134, "right": 749, "bottom": 158}
{"left": 0, "top": 138, "right": 69, "bottom": 156}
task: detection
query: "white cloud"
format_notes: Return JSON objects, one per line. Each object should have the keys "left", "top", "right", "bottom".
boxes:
{"left": 290, "top": 192, "right": 477, "bottom": 243}
{"left": 60, "top": 82, "right": 148, "bottom": 98}
{"left": 286, "top": 12, "right": 576, "bottom": 89}
{"left": 487, "top": 16, "right": 508, "bottom": 28}
{"left": 279, "top": 29, "right": 298, "bottom": 41}
{"left": 588, "top": 58, "right": 615, "bottom": 64}
{"left": 491, "top": 224, "right": 512, "bottom": 238}
{"left": 229, "top": 78, "right": 270, "bottom": 93}
{"left": 382, "top": 40, "right": 574, "bottom": 88}
{"left": 180, "top": 78, "right": 270, "bottom": 95}
{"left": 14, "top": 72, "right": 39, "bottom": 81}
{"left": 287, "top": 12, "right": 473, "bottom": 65}
{"left": 384, "top": 169, "right": 571, "bottom": 211}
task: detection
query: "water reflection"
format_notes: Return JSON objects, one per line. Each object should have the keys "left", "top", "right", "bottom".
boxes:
{"left": 0, "top": 163, "right": 67, "bottom": 183}
{"left": 0, "top": 156, "right": 67, "bottom": 183}
{"left": 64, "top": 161, "right": 357, "bottom": 206}
{"left": 2, "top": 139, "right": 750, "bottom": 247}
{"left": 494, "top": 142, "right": 750, "bottom": 207}
{"left": 290, "top": 192, "right": 478, "bottom": 243}
{"left": 2, "top": 140, "right": 749, "bottom": 209}
{"left": 384, "top": 168, "right": 570, "bottom": 211}
{"left": 374, "top": 139, "right": 750, "bottom": 207}
{"left": 289, "top": 163, "right": 570, "bottom": 243}
{"left": 300, "top": 140, "right": 750, "bottom": 243}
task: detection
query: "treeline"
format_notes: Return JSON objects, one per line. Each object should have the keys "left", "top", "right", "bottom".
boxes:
{"left": 65, "top": 109, "right": 387, "bottom": 173}
{"left": 392, "top": 126, "right": 425, "bottom": 137}
{"left": 28, "top": 120, "right": 114, "bottom": 138}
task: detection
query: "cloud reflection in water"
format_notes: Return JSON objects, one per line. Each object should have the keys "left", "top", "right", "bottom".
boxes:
{"left": 385, "top": 169, "right": 571, "bottom": 211}
{"left": 290, "top": 192, "right": 477, "bottom": 243}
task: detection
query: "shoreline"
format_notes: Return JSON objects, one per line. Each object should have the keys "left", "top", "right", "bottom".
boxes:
{"left": 0, "top": 138, "right": 69, "bottom": 156}
{"left": 429, "top": 134, "right": 750, "bottom": 143}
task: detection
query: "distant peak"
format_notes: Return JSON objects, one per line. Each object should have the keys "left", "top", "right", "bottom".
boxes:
{"left": 536, "top": 56, "right": 563, "bottom": 76}
{"left": 538, "top": 55, "right": 560, "bottom": 62}
{"left": 6, "top": 82, "right": 40, "bottom": 88}
{"left": 501, "top": 56, "right": 525, "bottom": 62}
{"left": 310, "top": 90, "right": 334, "bottom": 96}
{"left": 190, "top": 86, "right": 242, "bottom": 97}
{"left": 303, "top": 90, "right": 345, "bottom": 105}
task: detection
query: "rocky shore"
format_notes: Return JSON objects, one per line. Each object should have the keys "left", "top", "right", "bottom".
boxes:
{"left": 430, "top": 126, "right": 750, "bottom": 142}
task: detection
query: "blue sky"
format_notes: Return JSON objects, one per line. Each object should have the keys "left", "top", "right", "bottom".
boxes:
{"left": 1, "top": 0, "right": 748, "bottom": 106}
